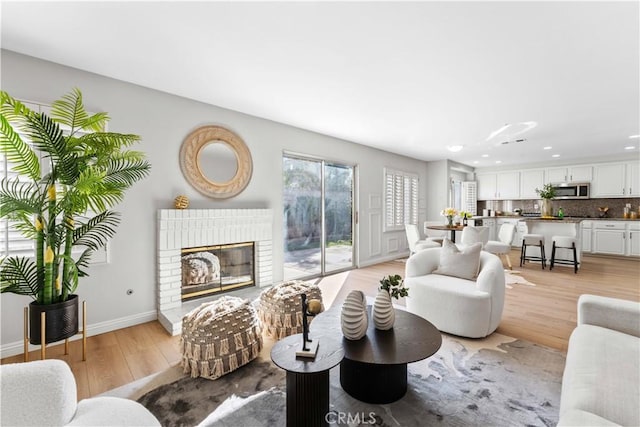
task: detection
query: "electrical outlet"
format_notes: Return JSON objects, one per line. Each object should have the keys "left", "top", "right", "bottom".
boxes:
{"left": 534, "top": 204, "right": 539, "bottom": 210}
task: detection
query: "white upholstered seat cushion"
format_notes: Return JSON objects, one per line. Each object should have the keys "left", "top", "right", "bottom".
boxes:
{"left": 553, "top": 235, "right": 576, "bottom": 248}
{"left": 484, "top": 240, "right": 510, "bottom": 254}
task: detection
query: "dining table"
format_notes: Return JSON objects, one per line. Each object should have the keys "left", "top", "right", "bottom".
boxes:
{"left": 425, "top": 224, "right": 466, "bottom": 243}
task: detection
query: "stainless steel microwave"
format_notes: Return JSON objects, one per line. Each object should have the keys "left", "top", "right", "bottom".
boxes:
{"left": 552, "top": 183, "right": 590, "bottom": 199}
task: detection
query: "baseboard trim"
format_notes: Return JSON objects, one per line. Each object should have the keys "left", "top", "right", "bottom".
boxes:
{"left": 359, "top": 252, "right": 408, "bottom": 268}
{"left": 0, "top": 310, "right": 157, "bottom": 359}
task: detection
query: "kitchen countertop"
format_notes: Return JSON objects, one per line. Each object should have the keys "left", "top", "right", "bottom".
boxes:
{"left": 519, "top": 217, "right": 584, "bottom": 223}
{"left": 471, "top": 215, "right": 638, "bottom": 221}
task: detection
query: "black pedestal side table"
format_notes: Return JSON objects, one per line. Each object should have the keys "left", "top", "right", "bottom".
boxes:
{"left": 271, "top": 333, "right": 344, "bottom": 427}
{"left": 311, "top": 305, "right": 442, "bottom": 404}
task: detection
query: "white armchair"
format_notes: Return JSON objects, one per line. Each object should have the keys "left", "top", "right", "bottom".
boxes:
{"left": 405, "top": 224, "right": 440, "bottom": 254}
{"left": 405, "top": 247, "right": 505, "bottom": 338}
{"left": 0, "top": 359, "right": 160, "bottom": 426}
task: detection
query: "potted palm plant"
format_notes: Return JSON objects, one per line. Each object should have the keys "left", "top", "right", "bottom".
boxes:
{"left": 0, "top": 89, "right": 150, "bottom": 344}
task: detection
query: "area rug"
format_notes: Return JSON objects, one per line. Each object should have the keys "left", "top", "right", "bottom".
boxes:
{"left": 134, "top": 333, "right": 564, "bottom": 427}
{"left": 505, "top": 270, "right": 536, "bottom": 289}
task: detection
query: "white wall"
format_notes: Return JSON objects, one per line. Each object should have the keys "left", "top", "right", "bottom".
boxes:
{"left": 0, "top": 50, "right": 431, "bottom": 355}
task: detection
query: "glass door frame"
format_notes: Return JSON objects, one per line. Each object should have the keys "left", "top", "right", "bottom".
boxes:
{"left": 283, "top": 151, "right": 358, "bottom": 280}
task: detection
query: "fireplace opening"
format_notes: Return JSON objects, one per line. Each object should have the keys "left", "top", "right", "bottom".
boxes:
{"left": 181, "top": 242, "right": 255, "bottom": 301}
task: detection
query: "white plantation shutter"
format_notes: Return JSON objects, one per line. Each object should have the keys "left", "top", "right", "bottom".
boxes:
{"left": 384, "top": 168, "right": 419, "bottom": 231}
{"left": 462, "top": 181, "right": 477, "bottom": 215}
{"left": 0, "top": 100, "right": 108, "bottom": 263}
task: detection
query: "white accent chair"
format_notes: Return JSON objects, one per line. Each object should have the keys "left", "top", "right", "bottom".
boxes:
{"left": 0, "top": 359, "right": 160, "bottom": 426}
{"left": 459, "top": 225, "right": 489, "bottom": 247}
{"left": 423, "top": 221, "right": 447, "bottom": 245}
{"left": 404, "top": 247, "right": 505, "bottom": 338}
{"left": 559, "top": 295, "right": 640, "bottom": 426}
{"left": 405, "top": 224, "right": 440, "bottom": 254}
{"left": 484, "top": 223, "right": 516, "bottom": 270}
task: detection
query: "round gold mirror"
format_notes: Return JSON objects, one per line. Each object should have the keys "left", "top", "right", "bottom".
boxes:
{"left": 179, "top": 126, "right": 253, "bottom": 199}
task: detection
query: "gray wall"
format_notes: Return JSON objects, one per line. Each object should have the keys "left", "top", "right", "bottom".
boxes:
{"left": 0, "top": 50, "right": 430, "bottom": 355}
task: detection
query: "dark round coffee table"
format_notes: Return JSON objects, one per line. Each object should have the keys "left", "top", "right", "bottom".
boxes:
{"left": 311, "top": 304, "right": 442, "bottom": 404}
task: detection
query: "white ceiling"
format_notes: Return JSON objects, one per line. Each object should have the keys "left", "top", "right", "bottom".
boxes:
{"left": 2, "top": 1, "right": 639, "bottom": 168}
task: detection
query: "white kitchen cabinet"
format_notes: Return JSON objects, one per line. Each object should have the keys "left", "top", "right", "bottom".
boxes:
{"left": 592, "top": 163, "right": 627, "bottom": 197}
{"left": 546, "top": 165, "right": 592, "bottom": 183}
{"left": 546, "top": 167, "right": 568, "bottom": 184}
{"left": 581, "top": 221, "right": 592, "bottom": 253}
{"left": 627, "top": 161, "right": 640, "bottom": 196}
{"left": 520, "top": 169, "right": 545, "bottom": 199}
{"left": 568, "top": 165, "right": 593, "bottom": 182}
{"left": 592, "top": 221, "right": 626, "bottom": 255}
{"left": 477, "top": 173, "right": 497, "bottom": 200}
{"left": 477, "top": 172, "right": 519, "bottom": 200}
{"left": 628, "top": 222, "right": 640, "bottom": 256}
{"left": 514, "top": 222, "right": 527, "bottom": 248}
{"left": 496, "top": 171, "right": 520, "bottom": 199}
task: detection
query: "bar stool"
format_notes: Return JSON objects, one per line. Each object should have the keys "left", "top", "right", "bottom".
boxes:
{"left": 520, "top": 234, "right": 546, "bottom": 269}
{"left": 550, "top": 235, "right": 579, "bottom": 274}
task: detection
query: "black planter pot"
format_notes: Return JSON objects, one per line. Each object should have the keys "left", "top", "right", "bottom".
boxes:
{"left": 29, "top": 294, "right": 79, "bottom": 345}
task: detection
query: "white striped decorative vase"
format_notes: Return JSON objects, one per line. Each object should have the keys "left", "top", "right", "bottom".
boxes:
{"left": 341, "top": 290, "right": 368, "bottom": 340}
{"left": 372, "top": 289, "right": 395, "bottom": 330}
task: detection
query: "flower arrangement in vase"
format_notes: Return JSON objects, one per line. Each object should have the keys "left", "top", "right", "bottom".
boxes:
{"left": 440, "top": 207, "right": 458, "bottom": 227}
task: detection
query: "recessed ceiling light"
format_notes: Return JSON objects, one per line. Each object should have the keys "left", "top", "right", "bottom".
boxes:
{"left": 552, "top": 154, "right": 560, "bottom": 158}
{"left": 625, "top": 145, "right": 636, "bottom": 150}
{"left": 495, "top": 160, "right": 502, "bottom": 164}
{"left": 543, "top": 146, "right": 552, "bottom": 150}
{"left": 481, "top": 154, "right": 489, "bottom": 158}
{"left": 629, "top": 135, "right": 640, "bottom": 139}
{"left": 447, "top": 145, "right": 463, "bottom": 152}
{"left": 473, "top": 161, "right": 479, "bottom": 164}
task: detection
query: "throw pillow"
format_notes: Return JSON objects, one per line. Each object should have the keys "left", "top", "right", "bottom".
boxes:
{"left": 434, "top": 239, "right": 482, "bottom": 280}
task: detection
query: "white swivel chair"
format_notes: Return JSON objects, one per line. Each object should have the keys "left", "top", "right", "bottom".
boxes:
{"left": 460, "top": 226, "right": 490, "bottom": 248}
{"left": 405, "top": 224, "right": 440, "bottom": 255}
{"left": 485, "top": 223, "right": 516, "bottom": 270}
{"left": 405, "top": 247, "right": 505, "bottom": 338}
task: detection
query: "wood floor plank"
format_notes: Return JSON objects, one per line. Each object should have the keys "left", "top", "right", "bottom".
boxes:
{"left": 85, "top": 345, "right": 133, "bottom": 396}
{"left": 125, "top": 347, "right": 171, "bottom": 380}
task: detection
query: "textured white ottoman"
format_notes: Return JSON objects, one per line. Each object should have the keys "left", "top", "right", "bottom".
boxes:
{"left": 181, "top": 296, "right": 263, "bottom": 380}
{"left": 257, "top": 280, "right": 324, "bottom": 339}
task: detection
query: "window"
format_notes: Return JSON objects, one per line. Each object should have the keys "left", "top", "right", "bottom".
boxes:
{"left": 0, "top": 101, "right": 108, "bottom": 263}
{"left": 384, "top": 168, "right": 418, "bottom": 231}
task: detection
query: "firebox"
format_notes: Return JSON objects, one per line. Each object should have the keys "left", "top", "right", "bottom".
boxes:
{"left": 181, "top": 241, "right": 255, "bottom": 301}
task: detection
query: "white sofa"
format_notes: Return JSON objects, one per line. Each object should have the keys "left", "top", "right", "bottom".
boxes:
{"left": 1, "top": 359, "right": 160, "bottom": 426}
{"left": 558, "top": 294, "right": 640, "bottom": 426}
{"left": 404, "top": 247, "right": 505, "bottom": 338}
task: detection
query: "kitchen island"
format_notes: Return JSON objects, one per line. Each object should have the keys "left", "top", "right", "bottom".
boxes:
{"left": 520, "top": 218, "right": 584, "bottom": 268}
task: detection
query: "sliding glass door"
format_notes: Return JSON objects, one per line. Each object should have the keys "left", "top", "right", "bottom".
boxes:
{"left": 283, "top": 154, "right": 355, "bottom": 280}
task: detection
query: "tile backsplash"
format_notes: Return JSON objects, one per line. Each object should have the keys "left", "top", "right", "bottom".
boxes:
{"left": 478, "top": 198, "right": 640, "bottom": 218}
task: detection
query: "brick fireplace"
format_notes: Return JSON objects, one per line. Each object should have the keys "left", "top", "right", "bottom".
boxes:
{"left": 157, "top": 208, "right": 273, "bottom": 334}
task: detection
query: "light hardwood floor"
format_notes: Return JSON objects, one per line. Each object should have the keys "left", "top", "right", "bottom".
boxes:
{"left": 2, "top": 250, "right": 639, "bottom": 399}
